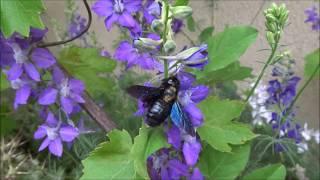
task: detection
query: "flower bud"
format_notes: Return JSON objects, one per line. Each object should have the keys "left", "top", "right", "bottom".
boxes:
{"left": 151, "top": 19, "right": 164, "bottom": 33}
{"left": 266, "top": 31, "right": 275, "bottom": 45}
{"left": 164, "top": 40, "right": 176, "bottom": 54}
{"left": 170, "top": 6, "right": 193, "bottom": 19}
{"left": 134, "top": 38, "right": 162, "bottom": 50}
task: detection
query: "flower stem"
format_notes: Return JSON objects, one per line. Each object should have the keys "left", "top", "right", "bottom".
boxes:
{"left": 162, "top": 0, "right": 170, "bottom": 78}
{"left": 245, "top": 41, "right": 279, "bottom": 103}
{"left": 287, "top": 64, "right": 319, "bottom": 113}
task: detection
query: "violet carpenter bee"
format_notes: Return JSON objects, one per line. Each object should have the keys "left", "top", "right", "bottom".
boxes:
{"left": 126, "top": 76, "right": 195, "bottom": 136}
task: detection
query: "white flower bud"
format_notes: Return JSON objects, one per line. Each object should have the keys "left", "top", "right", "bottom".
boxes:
{"left": 170, "top": 6, "right": 193, "bottom": 19}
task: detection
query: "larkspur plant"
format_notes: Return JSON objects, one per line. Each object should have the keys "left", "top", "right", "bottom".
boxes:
{"left": 0, "top": 0, "right": 319, "bottom": 180}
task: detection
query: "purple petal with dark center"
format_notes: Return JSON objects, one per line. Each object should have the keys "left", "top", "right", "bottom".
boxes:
{"left": 38, "top": 137, "right": 50, "bottom": 151}
{"left": 38, "top": 87, "right": 58, "bottom": 105}
{"left": 7, "top": 63, "right": 23, "bottom": 80}
{"left": 190, "top": 85, "right": 210, "bottom": 103}
{"left": 105, "top": 13, "right": 119, "bottom": 30}
{"left": 60, "top": 96, "right": 74, "bottom": 114}
{"left": 59, "top": 125, "right": 79, "bottom": 142}
{"left": 34, "top": 125, "right": 47, "bottom": 139}
{"left": 183, "top": 139, "right": 201, "bottom": 166}
{"left": 189, "top": 168, "right": 204, "bottom": 180}
{"left": 69, "top": 79, "right": 85, "bottom": 94}
{"left": 49, "top": 138, "right": 63, "bottom": 157}
{"left": 32, "top": 48, "right": 56, "bottom": 68}
{"left": 14, "top": 84, "right": 31, "bottom": 109}
{"left": 184, "top": 103, "right": 203, "bottom": 127}
{"left": 118, "top": 12, "right": 136, "bottom": 27}
{"left": 167, "top": 125, "right": 181, "bottom": 149}
{"left": 24, "top": 62, "right": 40, "bottom": 81}
{"left": 92, "top": 0, "right": 113, "bottom": 17}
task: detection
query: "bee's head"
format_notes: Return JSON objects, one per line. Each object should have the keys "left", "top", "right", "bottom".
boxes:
{"left": 163, "top": 76, "right": 180, "bottom": 88}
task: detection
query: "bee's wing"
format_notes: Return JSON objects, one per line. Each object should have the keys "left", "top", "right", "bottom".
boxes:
{"left": 170, "top": 102, "right": 196, "bottom": 136}
{"left": 126, "top": 85, "right": 162, "bottom": 104}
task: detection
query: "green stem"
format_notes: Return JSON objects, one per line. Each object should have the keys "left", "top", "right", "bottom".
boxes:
{"left": 162, "top": 0, "right": 170, "bottom": 78}
{"left": 245, "top": 41, "right": 279, "bottom": 103}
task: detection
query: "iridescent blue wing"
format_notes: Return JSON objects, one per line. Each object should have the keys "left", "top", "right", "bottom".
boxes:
{"left": 170, "top": 102, "right": 195, "bottom": 136}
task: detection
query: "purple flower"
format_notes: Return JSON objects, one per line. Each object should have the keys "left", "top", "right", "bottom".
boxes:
{"left": 92, "top": 0, "right": 142, "bottom": 31}
{"left": 38, "top": 66, "right": 85, "bottom": 114}
{"left": 114, "top": 40, "right": 160, "bottom": 70}
{"left": 167, "top": 125, "right": 182, "bottom": 149}
{"left": 190, "top": 168, "right": 204, "bottom": 180}
{"left": 172, "top": 19, "right": 184, "bottom": 34}
{"left": 143, "top": 0, "right": 161, "bottom": 24}
{"left": 68, "top": 14, "right": 87, "bottom": 38}
{"left": 182, "top": 135, "right": 201, "bottom": 166}
{"left": 34, "top": 112, "right": 79, "bottom": 157}
{"left": 305, "top": 6, "right": 320, "bottom": 31}
{"left": 8, "top": 76, "right": 34, "bottom": 109}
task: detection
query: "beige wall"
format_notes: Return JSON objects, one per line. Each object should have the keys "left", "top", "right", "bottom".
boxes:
{"left": 44, "top": 0, "right": 319, "bottom": 127}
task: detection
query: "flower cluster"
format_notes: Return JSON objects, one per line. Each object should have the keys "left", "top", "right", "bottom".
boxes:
{"left": 249, "top": 55, "right": 319, "bottom": 153}
{"left": 0, "top": 28, "right": 85, "bottom": 157}
{"left": 92, "top": 0, "right": 209, "bottom": 178}
{"left": 304, "top": 6, "right": 320, "bottom": 31}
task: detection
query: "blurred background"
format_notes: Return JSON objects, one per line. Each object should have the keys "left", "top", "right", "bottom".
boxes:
{"left": 44, "top": 0, "right": 319, "bottom": 127}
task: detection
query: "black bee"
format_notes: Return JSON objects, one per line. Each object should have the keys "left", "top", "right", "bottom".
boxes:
{"left": 126, "top": 76, "right": 195, "bottom": 136}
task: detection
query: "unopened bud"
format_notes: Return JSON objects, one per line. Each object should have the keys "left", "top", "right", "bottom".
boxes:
{"left": 266, "top": 31, "right": 275, "bottom": 45}
{"left": 151, "top": 19, "right": 164, "bottom": 33}
{"left": 164, "top": 40, "right": 176, "bottom": 54}
{"left": 170, "top": 6, "right": 193, "bottom": 19}
{"left": 134, "top": 38, "right": 162, "bottom": 50}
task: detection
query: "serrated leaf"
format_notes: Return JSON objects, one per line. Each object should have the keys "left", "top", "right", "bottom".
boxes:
{"left": 58, "top": 46, "right": 116, "bottom": 95}
{"left": 196, "top": 62, "right": 253, "bottom": 84}
{"left": 174, "top": 0, "right": 189, "bottom": 6}
{"left": 199, "top": 27, "right": 214, "bottom": 43}
{"left": 304, "top": 48, "right": 320, "bottom": 78}
{"left": 198, "top": 97, "right": 256, "bottom": 152}
{"left": 199, "top": 143, "right": 250, "bottom": 179}
{"left": 81, "top": 130, "right": 135, "bottom": 180}
{"left": 204, "top": 26, "right": 258, "bottom": 72}
{"left": 0, "top": 72, "right": 10, "bottom": 90}
{"left": 187, "top": 16, "right": 196, "bottom": 32}
{"left": 243, "top": 164, "right": 286, "bottom": 180}
{"left": 130, "top": 126, "right": 170, "bottom": 179}
{"left": 0, "top": 0, "right": 45, "bottom": 38}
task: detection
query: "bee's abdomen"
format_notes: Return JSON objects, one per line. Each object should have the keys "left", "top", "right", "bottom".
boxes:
{"left": 146, "top": 100, "right": 172, "bottom": 127}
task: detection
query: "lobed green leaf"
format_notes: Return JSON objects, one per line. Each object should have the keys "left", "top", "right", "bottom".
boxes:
{"left": 304, "top": 48, "right": 320, "bottom": 78}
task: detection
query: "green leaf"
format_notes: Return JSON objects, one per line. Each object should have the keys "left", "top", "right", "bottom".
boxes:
{"left": 174, "top": 0, "right": 189, "bottom": 6}
{"left": 58, "top": 46, "right": 116, "bottom": 95}
{"left": 199, "top": 143, "right": 250, "bottom": 179}
{"left": 0, "top": 0, "right": 45, "bottom": 38}
{"left": 81, "top": 130, "right": 135, "bottom": 180}
{"left": 196, "top": 62, "right": 253, "bottom": 84}
{"left": 304, "top": 48, "right": 320, "bottom": 78}
{"left": 0, "top": 72, "right": 10, "bottom": 90}
{"left": 204, "top": 26, "right": 258, "bottom": 72}
{"left": 130, "top": 126, "right": 170, "bottom": 178}
{"left": 243, "top": 164, "right": 286, "bottom": 180}
{"left": 187, "top": 16, "right": 196, "bottom": 32}
{"left": 0, "top": 103, "right": 16, "bottom": 136}
{"left": 199, "top": 27, "right": 214, "bottom": 43}
{"left": 198, "top": 97, "right": 256, "bottom": 152}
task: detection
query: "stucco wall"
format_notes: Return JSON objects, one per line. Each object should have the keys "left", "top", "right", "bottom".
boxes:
{"left": 43, "top": 0, "right": 319, "bottom": 128}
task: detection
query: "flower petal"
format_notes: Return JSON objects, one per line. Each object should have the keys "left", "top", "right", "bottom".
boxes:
{"left": 59, "top": 125, "right": 79, "bottom": 142}
{"left": 184, "top": 103, "right": 203, "bottom": 127}
{"left": 69, "top": 79, "right": 85, "bottom": 93}
{"left": 32, "top": 48, "right": 56, "bottom": 68}
{"left": 38, "top": 137, "right": 50, "bottom": 151}
{"left": 118, "top": 12, "right": 136, "bottom": 27}
{"left": 53, "top": 66, "right": 65, "bottom": 84}
{"left": 7, "top": 63, "right": 23, "bottom": 80}
{"left": 70, "top": 93, "right": 85, "bottom": 103}
{"left": 190, "top": 85, "right": 210, "bottom": 103}
{"left": 105, "top": 13, "right": 119, "bottom": 30}
{"left": 34, "top": 125, "right": 47, "bottom": 139}
{"left": 168, "top": 159, "right": 189, "bottom": 178}
{"left": 46, "top": 112, "right": 58, "bottom": 127}
{"left": 60, "top": 96, "right": 74, "bottom": 114}
{"left": 14, "top": 84, "right": 31, "bottom": 109}
{"left": 24, "top": 62, "right": 40, "bottom": 81}
{"left": 92, "top": 0, "right": 113, "bottom": 17}
{"left": 182, "top": 138, "right": 201, "bottom": 166}
{"left": 189, "top": 168, "right": 204, "bottom": 180}
{"left": 49, "top": 138, "right": 63, "bottom": 157}
{"left": 38, "top": 87, "right": 58, "bottom": 105}
{"left": 167, "top": 125, "right": 181, "bottom": 149}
